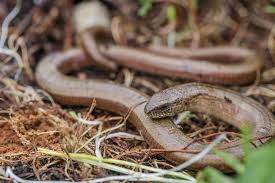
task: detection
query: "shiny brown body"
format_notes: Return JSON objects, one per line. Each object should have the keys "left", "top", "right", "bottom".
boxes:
{"left": 97, "top": 45, "right": 262, "bottom": 85}
{"left": 36, "top": 49, "right": 274, "bottom": 171}
{"left": 75, "top": 1, "right": 263, "bottom": 85}
{"left": 145, "top": 83, "right": 275, "bottom": 134}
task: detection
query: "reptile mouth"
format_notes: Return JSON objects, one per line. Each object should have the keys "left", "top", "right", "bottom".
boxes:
{"left": 147, "top": 108, "right": 173, "bottom": 119}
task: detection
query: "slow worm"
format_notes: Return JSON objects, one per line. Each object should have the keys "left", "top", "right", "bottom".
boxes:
{"left": 75, "top": 1, "right": 263, "bottom": 85}
{"left": 36, "top": 49, "right": 274, "bottom": 171}
{"left": 34, "top": 1, "right": 274, "bottom": 171}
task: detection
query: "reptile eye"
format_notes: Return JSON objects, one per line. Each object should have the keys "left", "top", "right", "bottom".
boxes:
{"left": 159, "top": 104, "right": 169, "bottom": 110}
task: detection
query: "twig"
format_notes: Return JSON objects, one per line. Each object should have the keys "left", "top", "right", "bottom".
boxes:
{"left": 0, "top": 0, "right": 22, "bottom": 48}
{"left": 95, "top": 132, "right": 144, "bottom": 158}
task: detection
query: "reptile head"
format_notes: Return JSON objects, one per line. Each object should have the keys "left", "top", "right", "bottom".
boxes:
{"left": 144, "top": 88, "right": 184, "bottom": 119}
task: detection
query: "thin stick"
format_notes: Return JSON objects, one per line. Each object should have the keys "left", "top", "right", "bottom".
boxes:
{"left": 0, "top": 0, "right": 22, "bottom": 48}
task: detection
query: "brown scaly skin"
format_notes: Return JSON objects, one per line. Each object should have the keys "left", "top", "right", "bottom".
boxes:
{"left": 36, "top": 49, "right": 274, "bottom": 172}
{"left": 97, "top": 45, "right": 262, "bottom": 85}
{"left": 36, "top": 0, "right": 271, "bottom": 172}
{"left": 145, "top": 83, "right": 275, "bottom": 164}
{"left": 76, "top": 1, "right": 263, "bottom": 85}
{"left": 73, "top": 1, "right": 116, "bottom": 70}
{"left": 145, "top": 83, "right": 275, "bottom": 126}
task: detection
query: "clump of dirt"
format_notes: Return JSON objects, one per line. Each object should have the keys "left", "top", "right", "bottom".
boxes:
{"left": 0, "top": 102, "right": 74, "bottom": 165}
